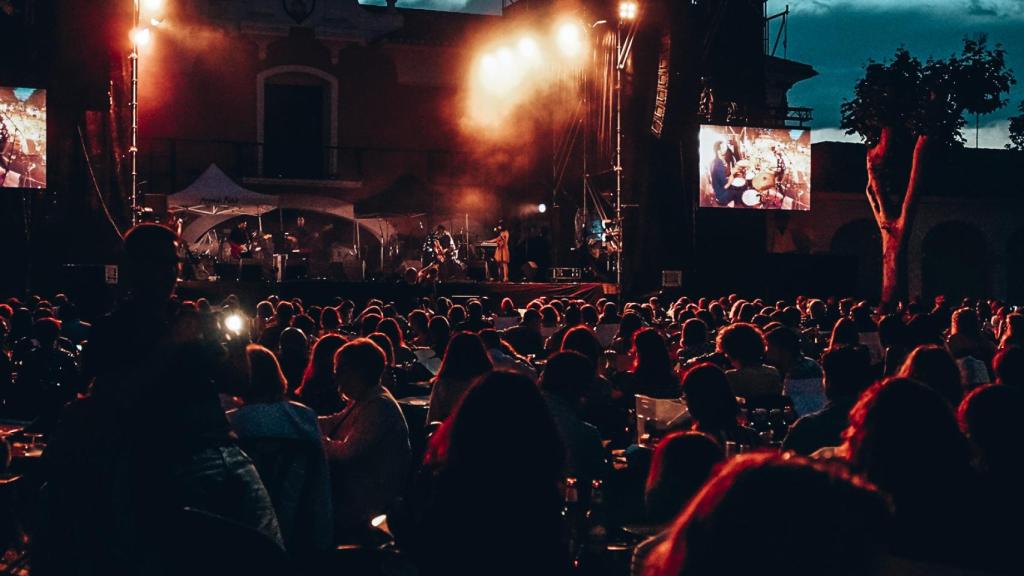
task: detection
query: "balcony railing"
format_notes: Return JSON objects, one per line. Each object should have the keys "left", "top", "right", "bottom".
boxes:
{"left": 139, "top": 138, "right": 475, "bottom": 194}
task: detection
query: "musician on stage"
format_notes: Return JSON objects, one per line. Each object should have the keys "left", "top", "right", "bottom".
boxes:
{"left": 433, "top": 225, "right": 455, "bottom": 260}
{"left": 711, "top": 140, "right": 741, "bottom": 207}
{"left": 287, "top": 215, "right": 313, "bottom": 252}
{"left": 486, "top": 223, "right": 510, "bottom": 282}
{"left": 228, "top": 219, "right": 251, "bottom": 260}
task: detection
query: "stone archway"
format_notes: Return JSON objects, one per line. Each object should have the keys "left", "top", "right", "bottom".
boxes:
{"left": 921, "top": 221, "right": 991, "bottom": 300}
{"left": 830, "top": 218, "right": 882, "bottom": 299}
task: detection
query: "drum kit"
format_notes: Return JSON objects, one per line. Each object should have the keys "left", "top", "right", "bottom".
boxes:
{"left": 731, "top": 160, "right": 801, "bottom": 210}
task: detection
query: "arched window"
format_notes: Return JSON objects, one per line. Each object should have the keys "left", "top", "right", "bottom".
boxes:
{"left": 257, "top": 66, "right": 338, "bottom": 179}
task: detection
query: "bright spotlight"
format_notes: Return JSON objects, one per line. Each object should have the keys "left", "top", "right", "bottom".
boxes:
{"left": 224, "top": 313, "right": 245, "bottom": 335}
{"left": 619, "top": 1, "right": 639, "bottom": 21}
{"left": 555, "top": 22, "right": 585, "bottom": 58}
{"left": 517, "top": 36, "right": 540, "bottom": 59}
{"left": 143, "top": 0, "right": 163, "bottom": 12}
{"left": 538, "top": 203, "right": 548, "bottom": 214}
{"left": 131, "top": 27, "right": 151, "bottom": 47}
{"left": 496, "top": 47, "right": 516, "bottom": 69}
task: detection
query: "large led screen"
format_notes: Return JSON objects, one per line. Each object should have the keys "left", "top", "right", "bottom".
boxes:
{"left": 699, "top": 124, "right": 810, "bottom": 211}
{"left": 1, "top": 86, "right": 46, "bottom": 189}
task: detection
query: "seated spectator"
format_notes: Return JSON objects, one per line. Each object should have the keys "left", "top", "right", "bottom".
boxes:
{"left": 378, "top": 317, "right": 417, "bottom": 365}
{"left": 295, "top": 334, "right": 347, "bottom": 415}
{"left": 37, "top": 224, "right": 282, "bottom": 575}
{"left": 455, "top": 300, "right": 494, "bottom": 333}
{"left": 540, "top": 352, "right": 605, "bottom": 481}
{"left": 480, "top": 328, "right": 536, "bottom": 378}
{"left": 716, "top": 323, "right": 781, "bottom": 399}
{"left": 897, "top": 344, "right": 964, "bottom": 407}
{"left": 408, "top": 309, "right": 431, "bottom": 347}
{"left": 259, "top": 301, "right": 294, "bottom": 350}
{"left": 998, "top": 312, "right": 1022, "bottom": 349}
{"left": 501, "top": 308, "right": 544, "bottom": 358}
{"left": 617, "top": 328, "right": 681, "bottom": 399}
{"left": 765, "top": 326, "right": 824, "bottom": 416}
{"left": 843, "top": 377, "right": 984, "bottom": 569}
{"left": 992, "top": 345, "right": 1023, "bottom": 388}
{"left": 783, "top": 345, "right": 872, "bottom": 456}
{"left": 677, "top": 363, "right": 758, "bottom": 447}
{"left": 498, "top": 297, "right": 519, "bottom": 318}
{"left": 957, "top": 383, "right": 1024, "bottom": 574}
{"left": 611, "top": 311, "right": 644, "bottom": 354}
{"left": 413, "top": 371, "right": 566, "bottom": 576}
{"left": 319, "top": 306, "right": 341, "bottom": 336}
{"left": 277, "top": 327, "right": 308, "bottom": 395}
{"left": 545, "top": 305, "right": 582, "bottom": 353}
{"left": 227, "top": 345, "right": 332, "bottom": 552}
{"left": 57, "top": 301, "right": 91, "bottom": 344}
{"left": 319, "top": 339, "right": 410, "bottom": 542}
{"left": 600, "top": 301, "right": 620, "bottom": 325}
{"left": 427, "top": 315, "right": 451, "bottom": 359}
{"left": 644, "top": 453, "right": 891, "bottom": 576}
{"left": 827, "top": 317, "right": 860, "bottom": 350}
{"left": 427, "top": 332, "right": 494, "bottom": 422}
{"left": 877, "top": 314, "right": 908, "bottom": 376}
{"left": 631, "top": 432, "right": 723, "bottom": 576}
{"left": 677, "top": 318, "right": 714, "bottom": 365}
{"left": 10, "top": 317, "right": 80, "bottom": 427}
{"left": 947, "top": 307, "right": 996, "bottom": 365}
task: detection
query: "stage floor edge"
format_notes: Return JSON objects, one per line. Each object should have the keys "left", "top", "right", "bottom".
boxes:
{"left": 176, "top": 280, "right": 616, "bottom": 307}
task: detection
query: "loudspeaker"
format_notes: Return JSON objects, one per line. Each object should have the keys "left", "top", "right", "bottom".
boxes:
{"left": 521, "top": 261, "right": 539, "bottom": 282}
{"left": 662, "top": 270, "right": 683, "bottom": 288}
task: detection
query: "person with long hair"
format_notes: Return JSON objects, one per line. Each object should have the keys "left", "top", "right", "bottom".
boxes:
{"left": 228, "top": 345, "right": 332, "bottom": 552}
{"left": 897, "top": 344, "right": 964, "bottom": 407}
{"left": 413, "top": 371, "right": 567, "bottom": 576}
{"left": 645, "top": 453, "right": 891, "bottom": 576}
{"left": 426, "top": 332, "right": 494, "bottom": 422}
{"left": 630, "top": 432, "right": 724, "bottom": 576}
{"left": 842, "top": 377, "right": 982, "bottom": 568}
{"left": 619, "top": 328, "right": 681, "bottom": 399}
{"left": 295, "top": 334, "right": 347, "bottom": 415}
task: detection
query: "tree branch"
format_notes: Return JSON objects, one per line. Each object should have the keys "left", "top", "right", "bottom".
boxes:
{"left": 899, "top": 134, "right": 929, "bottom": 228}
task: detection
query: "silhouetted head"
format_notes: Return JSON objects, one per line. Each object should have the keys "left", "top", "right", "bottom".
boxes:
{"left": 123, "top": 224, "right": 180, "bottom": 306}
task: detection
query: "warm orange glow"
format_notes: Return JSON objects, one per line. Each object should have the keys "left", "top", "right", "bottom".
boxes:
{"left": 619, "top": 1, "right": 639, "bottom": 21}
{"left": 143, "top": 0, "right": 163, "bottom": 13}
{"left": 555, "top": 21, "right": 585, "bottom": 58}
{"left": 131, "top": 27, "right": 152, "bottom": 47}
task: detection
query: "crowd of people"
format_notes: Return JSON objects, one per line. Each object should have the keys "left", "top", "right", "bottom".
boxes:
{"left": 1, "top": 223, "right": 1022, "bottom": 575}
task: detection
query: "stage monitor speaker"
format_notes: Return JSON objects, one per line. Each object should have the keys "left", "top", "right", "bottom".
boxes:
{"left": 521, "top": 261, "right": 539, "bottom": 282}
{"left": 662, "top": 270, "right": 683, "bottom": 288}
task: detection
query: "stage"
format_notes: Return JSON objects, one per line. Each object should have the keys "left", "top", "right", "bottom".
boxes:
{"left": 175, "top": 279, "right": 616, "bottom": 309}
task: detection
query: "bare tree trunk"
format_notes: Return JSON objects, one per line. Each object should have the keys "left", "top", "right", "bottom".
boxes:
{"left": 880, "top": 225, "right": 904, "bottom": 307}
{"left": 866, "top": 129, "right": 927, "bottom": 307}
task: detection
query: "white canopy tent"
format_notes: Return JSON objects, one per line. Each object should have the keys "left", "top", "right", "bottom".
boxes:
{"left": 168, "top": 163, "right": 278, "bottom": 218}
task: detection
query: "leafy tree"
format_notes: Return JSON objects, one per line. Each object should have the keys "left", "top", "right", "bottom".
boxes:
{"left": 841, "top": 36, "right": 1015, "bottom": 305}
{"left": 1009, "top": 101, "right": 1024, "bottom": 151}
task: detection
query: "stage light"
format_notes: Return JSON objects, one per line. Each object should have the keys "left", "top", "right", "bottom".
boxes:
{"left": 143, "top": 0, "right": 163, "bottom": 12}
{"left": 131, "top": 27, "right": 151, "bottom": 47}
{"left": 224, "top": 313, "right": 245, "bottom": 335}
{"left": 538, "top": 203, "right": 548, "bottom": 214}
{"left": 619, "top": 1, "right": 639, "bottom": 21}
{"left": 517, "top": 36, "right": 540, "bottom": 60}
{"left": 555, "top": 22, "right": 584, "bottom": 58}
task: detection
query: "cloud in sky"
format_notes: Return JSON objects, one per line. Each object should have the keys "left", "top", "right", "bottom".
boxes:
{"left": 768, "top": 0, "right": 1024, "bottom": 148}
{"left": 780, "top": 0, "right": 1024, "bottom": 19}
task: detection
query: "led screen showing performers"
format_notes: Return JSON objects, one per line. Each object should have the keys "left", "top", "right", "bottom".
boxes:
{"left": 699, "top": 124, "right": 810, "bottom": 211}
{"left": 0, "top": 86, "right": 46, "bottom": 189}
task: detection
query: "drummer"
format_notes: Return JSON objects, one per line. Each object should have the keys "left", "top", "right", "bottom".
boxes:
{"left": 711, "top": 141, "right": 743, "bottom": 207}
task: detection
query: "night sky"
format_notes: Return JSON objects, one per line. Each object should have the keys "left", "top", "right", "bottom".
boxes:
{"left": 365, "top": 0, "right": 1024, "bottom": 148}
